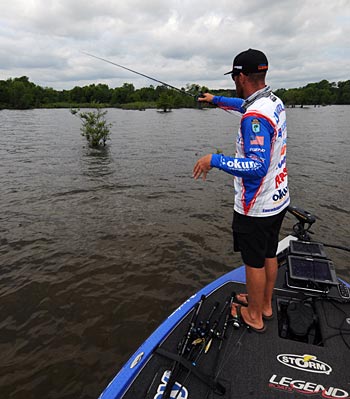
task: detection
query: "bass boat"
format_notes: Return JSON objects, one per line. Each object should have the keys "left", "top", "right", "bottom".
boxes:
{"left": 99, "top": 206, "right": 350, "bottom": 399}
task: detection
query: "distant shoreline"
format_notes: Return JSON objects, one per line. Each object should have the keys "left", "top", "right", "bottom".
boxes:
{"left": 1, "top": 77, "right": 349, "bottom": 110}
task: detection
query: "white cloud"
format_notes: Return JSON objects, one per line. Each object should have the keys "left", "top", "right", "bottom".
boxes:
{"left": 0, "top": 0, "right": 349, "bottom": 90}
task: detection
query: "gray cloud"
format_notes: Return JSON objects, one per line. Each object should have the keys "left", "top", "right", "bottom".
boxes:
{"left": 0, "top": 0, "right": 349, "bottom": 90}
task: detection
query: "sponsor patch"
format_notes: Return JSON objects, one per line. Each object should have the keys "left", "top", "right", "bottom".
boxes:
{"left": 224, "top": 158, "right": 261, "bottom": 170}
{"left": 280, "top": 144, "right": 287, "bottom": 156}
{"left": 277, "top": 354, "right": 332, "bottom": 375}
{"left": 275, "top": 167, "right": 288, "bottom": 189}
{"left": 250, "top": 135, "right": 264, "bottom": 146}
{"left": 268, "top": 374, "right": 348, "bottom": 399}
{"left": 251, "top": 118, "right": 261, "bottom": 134}
{"left": 277, "top": 155, "right": 286, "bottom": 169}
{"left": 154, "top": 370, "right": 188, "bottom": 399}
{"left": 272, "top": 187, "right": 288, "bottom": 202}
{"left": 250, "top": 147, "right": 266, "bottom": 153}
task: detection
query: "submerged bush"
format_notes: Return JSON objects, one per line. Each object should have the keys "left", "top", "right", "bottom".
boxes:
{"left": 71, "top": 107, "right": 112, "bottom": 148}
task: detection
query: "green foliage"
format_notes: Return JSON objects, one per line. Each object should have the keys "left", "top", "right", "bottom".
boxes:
{"left": 71, "top": 107, "right": 112, "bottom": 148}
{"left": 2, "top": 76, "right": 350, "bottom": 110}
{"left": 157, "top": 90, "right": 174, "bottom": 112}
{"left": 275, "top": 80, "right": 339, "bottom": 106}
{"left": 121, "top": 101, "right": 155, "bottom": 110}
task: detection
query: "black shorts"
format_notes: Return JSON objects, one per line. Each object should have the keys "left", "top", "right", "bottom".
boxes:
{"left": 232, "top": 209, "right": 287, "bottom": 268}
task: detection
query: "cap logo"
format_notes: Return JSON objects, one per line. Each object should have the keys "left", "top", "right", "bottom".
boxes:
{"left": 258, "top": 64, "right": 268, "bottom": 70}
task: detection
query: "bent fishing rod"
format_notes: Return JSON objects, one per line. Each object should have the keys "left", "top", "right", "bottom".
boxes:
{"left": 82, "top": 51, "right": 240, "bottom": 118}
{"left": 82, "top": 51, "right": 195, "bottom": 98}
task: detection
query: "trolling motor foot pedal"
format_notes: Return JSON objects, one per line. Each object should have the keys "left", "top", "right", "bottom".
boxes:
{"left": 286, "top": 301, "right": 314, "bottom": 338}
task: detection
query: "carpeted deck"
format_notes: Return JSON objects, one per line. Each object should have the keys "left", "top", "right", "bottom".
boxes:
{"left": 123, "top": 265, "right": 350, "bottom": 399}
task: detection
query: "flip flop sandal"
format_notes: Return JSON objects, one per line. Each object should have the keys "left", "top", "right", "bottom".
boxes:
{"left": 233, "top": 293, "right": 274, "bottom": 320}
{"left": 233, "top": 293, "right": 248, "bottom": 307}
{"left": 263, "top": 313, "right": 274, "bottom": 321}
{"left": 232, "top": 305, "right": 267, "bottom": 334}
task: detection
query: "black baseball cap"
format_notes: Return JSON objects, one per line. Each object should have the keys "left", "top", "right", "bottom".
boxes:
{"left": 224, "top": 48, "right": 268, "bottom": 76}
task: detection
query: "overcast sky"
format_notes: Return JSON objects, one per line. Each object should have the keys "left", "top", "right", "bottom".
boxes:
{"left": 1, "top": 0, "right": 349, "bottom": 91}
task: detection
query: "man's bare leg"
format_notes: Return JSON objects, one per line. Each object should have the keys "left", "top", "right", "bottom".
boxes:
{"left": 263, "top": 257, "right": 278, "bottom": 317}
{"left": 232, "top": 265, "right": 265, "bottom": 330}
{"left": 235, "top": 257, "right": 278, "bottom": 318}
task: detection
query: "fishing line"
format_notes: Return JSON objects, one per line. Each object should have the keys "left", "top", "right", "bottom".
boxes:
{"left": 213, "top": 326, "right": 248, "bottom": 381}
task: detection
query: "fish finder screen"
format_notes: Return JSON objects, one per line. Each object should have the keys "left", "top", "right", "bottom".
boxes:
{"left": 290, "top": 241, "right": 326, "bottom": 257}
{"left": 288, "top": 256, "right": 338, "bottom": 285}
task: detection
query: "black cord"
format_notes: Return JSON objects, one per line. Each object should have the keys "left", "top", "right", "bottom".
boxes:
{"left": 319, "top": 299, "right": 350, "bottom": 350}
{"left": 329, "top": 300, "right": 350, "bottom": 350}
{"left": 290, "top": 219, "right": 350, "bottom": 253}
{"left": 323, "top": 243, "right": 350, "bottom": 252}
{"left": 321, "top": 331, "right": 350, "bottom": 344}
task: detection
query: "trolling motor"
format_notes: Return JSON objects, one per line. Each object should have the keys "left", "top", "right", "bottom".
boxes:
{"left": 287, "top": 205, "right": 316, "bottom": 241}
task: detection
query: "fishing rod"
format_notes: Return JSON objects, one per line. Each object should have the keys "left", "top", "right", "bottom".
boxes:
{"left": 204, "top": 298, "right": 231, "bottom": 353}
{"left": 182, "top": 300, "right": 220, "bottom": 364}
{"left": 162, "top": 294, "right": 206, "bottom": 399}
{"left": 82, "top": 51, "right": 195, "bottom": 98}
{"left": 203, "top": 292, "right": 236, "bottom": 399}
{"left": 218, "top": 293, "right": 236, "bottom": 349}
{"left": 207, "top": 324, "right": 248, "bottom": 399}
{"left": 173, "top": 298, "right": 230, "bottom": 399}
{"left": 195, "top": 301, "right": 219, "bottom": 340}
{"left": 82, "top": 51, "right": 241, "bottom": 118}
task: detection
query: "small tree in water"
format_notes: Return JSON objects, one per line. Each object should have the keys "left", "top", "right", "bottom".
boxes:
{"left": 71, "top": 107, "right": 112, "bottom": 148}
{"left": 157, "top": 92, "right": 174, "bottom": 112}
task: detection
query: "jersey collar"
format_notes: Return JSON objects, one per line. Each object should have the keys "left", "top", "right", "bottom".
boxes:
{"left": 242, "top": 85, "right": 272, "bottom": 111}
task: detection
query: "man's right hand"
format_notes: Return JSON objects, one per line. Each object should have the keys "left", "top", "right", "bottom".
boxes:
{"left": 197, "top": 93, "right": 214, "bottom": 103}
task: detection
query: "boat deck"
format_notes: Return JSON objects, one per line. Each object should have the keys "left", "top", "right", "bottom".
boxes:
{"left": 122, "top": 264, "right": 350, "bottom": 399}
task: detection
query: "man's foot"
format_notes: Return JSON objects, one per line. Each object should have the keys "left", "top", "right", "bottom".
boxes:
{"left": 233, "top": 293, "right": 273, "bottom": 320}
{"left": 231, "top": 304, "right": 266, "bottom": 333}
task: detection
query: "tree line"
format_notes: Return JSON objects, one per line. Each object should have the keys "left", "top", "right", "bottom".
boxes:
{"left": 1, "top": 76, "right": 350, "bottom": 110}
{"left": 274, "top": 80, "right": 350, "bottom": 107}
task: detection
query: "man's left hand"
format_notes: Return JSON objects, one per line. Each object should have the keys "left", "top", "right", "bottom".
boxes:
{"left": 193, "top": 154, "right": 212, "bottom": 181}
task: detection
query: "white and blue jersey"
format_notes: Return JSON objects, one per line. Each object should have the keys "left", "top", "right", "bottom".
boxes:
{"left": 210, "top": 88, "right": 290, "bottom": 216}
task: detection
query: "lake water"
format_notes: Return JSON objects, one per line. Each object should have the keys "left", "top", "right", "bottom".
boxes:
{"left": 1, "top": 106, "right": 349, "bottom": 398}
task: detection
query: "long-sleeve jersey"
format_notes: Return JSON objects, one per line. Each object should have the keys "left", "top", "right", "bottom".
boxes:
{"left": 210, "top": 87, "right": 290, "bottom": 217}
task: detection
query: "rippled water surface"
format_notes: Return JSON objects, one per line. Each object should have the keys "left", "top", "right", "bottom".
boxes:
{"left": 1, "top": 106, "right": 349, "bottom": 398}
